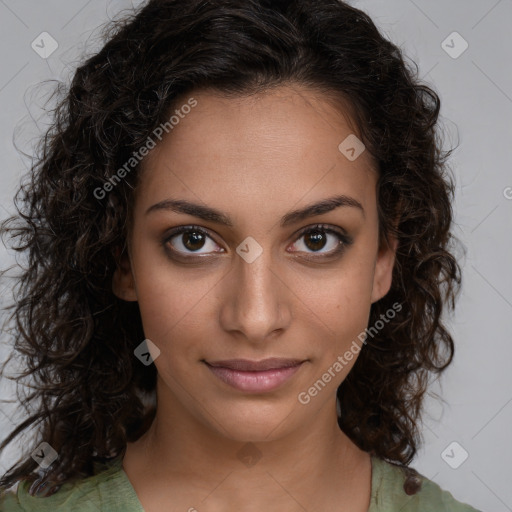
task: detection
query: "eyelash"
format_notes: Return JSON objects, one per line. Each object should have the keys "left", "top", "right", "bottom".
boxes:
{"left": 162, "top": 223, "right": 352, "bottom": 261}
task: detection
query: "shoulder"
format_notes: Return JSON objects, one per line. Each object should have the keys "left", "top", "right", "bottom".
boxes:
{"left": 369, "top": 455, "right": 482, "bottom": 512}
{"left": 0, "top": 457, "right": 144, "bottom": 512}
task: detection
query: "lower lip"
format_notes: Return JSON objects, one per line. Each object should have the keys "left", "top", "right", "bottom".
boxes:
{"left": 205, "top": 363, "right": 303, "bottom": 393}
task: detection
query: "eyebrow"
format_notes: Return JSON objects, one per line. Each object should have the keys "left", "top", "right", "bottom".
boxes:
{"left": 145, "top": 194, "right": 365, "bottom": 227}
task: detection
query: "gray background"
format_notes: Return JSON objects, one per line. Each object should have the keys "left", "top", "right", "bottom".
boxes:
{"left": 0, "top": 1, "right": 511, "bottom": 510}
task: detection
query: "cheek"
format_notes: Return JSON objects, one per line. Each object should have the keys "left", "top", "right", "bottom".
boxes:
{"left": 134, "top": 275, "right": 210, "bottom": 386}
{"left": 140, "top": 290, "right": 216, "bottom": 345}
{"left": 304, "top": 274, "right": 372, "bottom": 350}
{"left": 130, "top": 247, "right": 220, "bottom": 354}
{"left": 297, "top": 243, "right": 377, "bottom": 354}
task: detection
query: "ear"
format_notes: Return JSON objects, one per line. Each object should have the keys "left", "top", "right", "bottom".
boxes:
{"left": 112, "top": 247, "right": 138, "bottom": 302}
{"left": 370, "top": 234, "right": 398, "bottom": 304}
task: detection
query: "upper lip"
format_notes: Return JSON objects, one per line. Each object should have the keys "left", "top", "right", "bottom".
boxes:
{"left": 205, "top": 358, "right": 305, "bottom": 371}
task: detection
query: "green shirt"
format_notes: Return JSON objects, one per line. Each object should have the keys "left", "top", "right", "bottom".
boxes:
{"left": 0, "top": 454, "right": 481, "bottom": 511}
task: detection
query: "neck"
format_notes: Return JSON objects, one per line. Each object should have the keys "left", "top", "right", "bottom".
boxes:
{"left": 123, "top": 383, "right": 372, "bottom": 512}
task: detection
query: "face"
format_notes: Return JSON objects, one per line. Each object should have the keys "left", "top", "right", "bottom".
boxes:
{"left": 113, "top": 84, "right": 396, "bottom": 443}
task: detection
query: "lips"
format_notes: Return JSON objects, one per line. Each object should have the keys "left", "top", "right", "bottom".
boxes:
{"left": 205, "top": 358, "right": 304, "bottom": 372}
{"left": 204, "top": 358, "right": 305, "bottom": 393}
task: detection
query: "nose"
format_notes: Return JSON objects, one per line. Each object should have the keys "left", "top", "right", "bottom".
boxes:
{"left": 219, "top": 244, "right": 292, "bottom": 344}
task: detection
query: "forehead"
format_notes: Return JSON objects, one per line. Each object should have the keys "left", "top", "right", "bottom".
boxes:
{"left": 135, "top": 84, "right": 378, "bottom": 223}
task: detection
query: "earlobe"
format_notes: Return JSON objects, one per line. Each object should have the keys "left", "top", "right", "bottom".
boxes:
{"left": 370, "top": 235, "right": 398, "bottom": 304}
{"left": 112, "top": 248, "right": 138, "bottom": 302}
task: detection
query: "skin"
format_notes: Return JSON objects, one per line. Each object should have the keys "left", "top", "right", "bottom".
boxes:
{"left": 113, "top": 83, "right": 397, "bottom": 512}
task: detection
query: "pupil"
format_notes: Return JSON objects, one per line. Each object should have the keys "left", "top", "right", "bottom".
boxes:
{"left": 181, "top": 230, "right": 329, "bottom": 252}
{"left": 183, "top": 231, "right": 205, "bottom": 251}
{"left": 305, "top": 230, "right": 326, "bottom": 251}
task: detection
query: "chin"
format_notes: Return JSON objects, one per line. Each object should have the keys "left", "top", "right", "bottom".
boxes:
{"left": 204, "top": 402, "right": 299, "bottom": 443}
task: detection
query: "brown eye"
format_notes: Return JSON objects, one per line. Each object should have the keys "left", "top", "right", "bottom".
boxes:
{"left": 180, "top": 230, "right": 207, "bottom": 251}
{"left": 289, "top": 224, "right": 352, "bottom": 257}
{"left": 164, "top": 226, "right": 223, "bottom": 256}
{"left": 304, "top": 229, "right": 329, "bottom": 251}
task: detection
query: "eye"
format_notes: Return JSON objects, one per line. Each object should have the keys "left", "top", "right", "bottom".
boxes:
{"left": 288, "top": 224, "right": 351, "bottom": 258}
{"left": 163, "top": 225, "right": 223, "bottom": 257}
{"left": 163, "top": 223, "right": 352, "bottom": 260}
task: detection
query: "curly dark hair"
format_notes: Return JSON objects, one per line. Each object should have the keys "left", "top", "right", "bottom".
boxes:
{"left": 0, "top": 0, "right": 461, "bottom": 496}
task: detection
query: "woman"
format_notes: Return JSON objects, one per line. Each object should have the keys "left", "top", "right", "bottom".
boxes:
{"left": 0, "top": 0, "right": 480, "bottom": 510}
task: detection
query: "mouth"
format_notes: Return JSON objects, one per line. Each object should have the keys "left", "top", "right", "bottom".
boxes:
{"left": 203, "top": 358, "right": 306, "bottom": 393}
